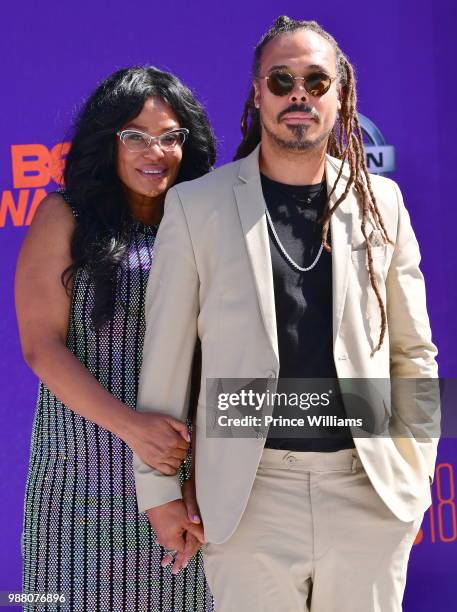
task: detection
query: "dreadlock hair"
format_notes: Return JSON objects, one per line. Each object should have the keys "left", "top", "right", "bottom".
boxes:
{"left": 234, "top": 16, "right": 394, "bottom": 356}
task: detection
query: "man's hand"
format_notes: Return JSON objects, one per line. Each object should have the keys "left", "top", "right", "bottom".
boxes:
{"left": 146, "top": 498, "right": 205, "bottom": 574}
{"left": 164, "top": 478, "right": 203, "bottom": 573}
{"left": 169, "top": 532, "right": 202, "bottom": 574}
{"left": 123, "top": 412, "right": 190, "bottom": 475}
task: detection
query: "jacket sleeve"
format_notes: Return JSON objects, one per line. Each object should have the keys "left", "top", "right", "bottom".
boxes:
{"left": 133, "top": 186, "right": 199, "bottom": 512}
{"left": 386, "top": 181, "right": 440, "bottom": 483}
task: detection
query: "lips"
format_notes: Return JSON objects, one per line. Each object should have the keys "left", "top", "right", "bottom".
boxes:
{"left": 136, "top": 167, "right": 168, "bottom": 178}
{"left": 281, "top": 113, "right": 315, "bottom": 122}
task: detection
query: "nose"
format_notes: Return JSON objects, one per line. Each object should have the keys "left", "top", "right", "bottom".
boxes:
{"left": 143, "top": 142, "right": 165, "bottom": 160}
{"left": 288, "top": 78, "right": 309, "bottom": 103}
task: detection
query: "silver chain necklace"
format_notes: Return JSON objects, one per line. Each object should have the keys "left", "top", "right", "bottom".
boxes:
{"left": 265, "top": 206, "right": 324, "bottom": 272}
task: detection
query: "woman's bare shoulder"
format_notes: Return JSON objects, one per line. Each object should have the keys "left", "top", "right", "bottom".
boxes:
{"left": 26, "top": 191, "right": 76, "bottom": 245}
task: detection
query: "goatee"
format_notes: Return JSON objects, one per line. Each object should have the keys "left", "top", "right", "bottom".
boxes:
{"left": 262, "top": 118, "right": 331, "bottom": 152}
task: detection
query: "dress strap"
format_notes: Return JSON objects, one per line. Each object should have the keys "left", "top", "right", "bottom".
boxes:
{"left": 54, "top": 188, "right": 79, "bottom": 219}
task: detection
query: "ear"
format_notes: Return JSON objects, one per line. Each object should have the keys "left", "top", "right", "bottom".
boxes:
{"left": 253, "top": 81, "right": 261, "bottom": 109}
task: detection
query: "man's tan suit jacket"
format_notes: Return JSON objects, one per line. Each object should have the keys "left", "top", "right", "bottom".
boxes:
{"left": 134, "top": 144, "right": 440, "bottom": 544}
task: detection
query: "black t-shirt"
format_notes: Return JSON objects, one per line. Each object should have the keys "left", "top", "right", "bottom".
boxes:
{"left": 260, "top": 173, "right": 354, "bottom": 452}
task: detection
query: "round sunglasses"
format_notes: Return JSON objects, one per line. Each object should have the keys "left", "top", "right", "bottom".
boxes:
{"left": 259, "top": 70, "right": 336, "bottom": 97}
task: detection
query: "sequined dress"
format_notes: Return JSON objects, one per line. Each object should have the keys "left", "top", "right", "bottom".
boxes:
{"left": 21, "top": 193, "right": 213, "bottom": 612}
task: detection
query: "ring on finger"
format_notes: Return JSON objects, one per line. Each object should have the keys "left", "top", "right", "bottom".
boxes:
{"left": 163, "top": 548, "right": 178, "bottom": 559}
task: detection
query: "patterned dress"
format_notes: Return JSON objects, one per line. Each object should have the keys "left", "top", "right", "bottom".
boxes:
{"left": 21, "top": 193, "right": 213, "bottom": 612}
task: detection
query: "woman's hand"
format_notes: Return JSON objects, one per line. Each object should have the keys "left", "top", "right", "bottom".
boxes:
{"left": 182, "top": 477, "right": 201, "bottom": 525}
{"left": 123, "top": 411, "right": 190, "bottom": 475}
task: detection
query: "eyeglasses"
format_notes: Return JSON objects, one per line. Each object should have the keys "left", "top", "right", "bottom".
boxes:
{"left": 258, "top": 71, "right": 336, "bottom": 97}
{"left": 116, "top": 128, "right": 189, "bottom": 153}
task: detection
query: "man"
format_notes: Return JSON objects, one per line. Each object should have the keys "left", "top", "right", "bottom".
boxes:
{"left": 134, "top": 16, "right": 440, "bottom": 611}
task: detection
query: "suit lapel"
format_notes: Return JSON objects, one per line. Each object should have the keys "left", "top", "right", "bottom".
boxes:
{"left": 326, "top": 156, "right": 354, "bottom": 349}
{"left": 234, "top": 146, "right": 279, "bottom": 362}
{"left": 234, "top": 146, "right": 355, "bottom": 362}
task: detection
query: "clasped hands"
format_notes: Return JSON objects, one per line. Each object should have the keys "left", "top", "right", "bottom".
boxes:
{"left": 147, "top": 479, "right": 205, "bottom": 574}
{"left": 122, "top": 411, "right": 205, "bottom": 574}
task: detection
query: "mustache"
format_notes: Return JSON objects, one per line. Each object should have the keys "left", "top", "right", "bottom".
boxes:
{"left": 277, "top": 104, "right": 319, "bottom": 123}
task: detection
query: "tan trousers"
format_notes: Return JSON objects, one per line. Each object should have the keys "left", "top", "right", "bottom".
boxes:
{"left": 202, "top": 447, "right": 423, "bottom": 612}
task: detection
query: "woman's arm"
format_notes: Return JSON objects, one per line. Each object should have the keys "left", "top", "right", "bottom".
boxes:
{"left": 15, "top": 193, "right": 189, "bottom": 474}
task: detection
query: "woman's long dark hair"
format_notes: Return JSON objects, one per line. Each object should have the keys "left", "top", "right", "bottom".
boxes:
{"left": 62, "top": 66, "right": 216, "bottom": 329}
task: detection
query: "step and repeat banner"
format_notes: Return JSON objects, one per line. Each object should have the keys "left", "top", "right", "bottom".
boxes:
{"left": 1, "top": 1, "right": 455, "bottom": 610}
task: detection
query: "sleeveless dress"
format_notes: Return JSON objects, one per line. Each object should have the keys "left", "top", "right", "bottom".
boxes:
{"left": 21, "top": 192, "right": 214, "bottom": 612}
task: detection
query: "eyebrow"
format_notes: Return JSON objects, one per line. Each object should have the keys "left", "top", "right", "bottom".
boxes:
{"left": 123, "top": 123, "right": 179, "bottom": 133}
{"left": 268, "top": 63, "right": 330, "bottom": 74}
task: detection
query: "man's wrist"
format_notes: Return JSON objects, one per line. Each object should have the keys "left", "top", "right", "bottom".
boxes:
{"left": 145, "top": 498, "right": 183, "bottom": 515}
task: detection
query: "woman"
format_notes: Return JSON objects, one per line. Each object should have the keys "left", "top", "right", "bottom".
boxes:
{"left": 15, "top": 66, "right": 216, "bottom": 611}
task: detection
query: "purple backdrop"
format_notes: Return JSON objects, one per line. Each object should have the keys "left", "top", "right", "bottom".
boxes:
{"left": 1, "top": 1, "right": 456, "bottom": 609}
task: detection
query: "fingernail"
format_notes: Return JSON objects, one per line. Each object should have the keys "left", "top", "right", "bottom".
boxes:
{"left": 192, "top": 515, "right": 201, "bottom": 523}
{"left": 183, "top": 562, "right": 188, "bottom": 569}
